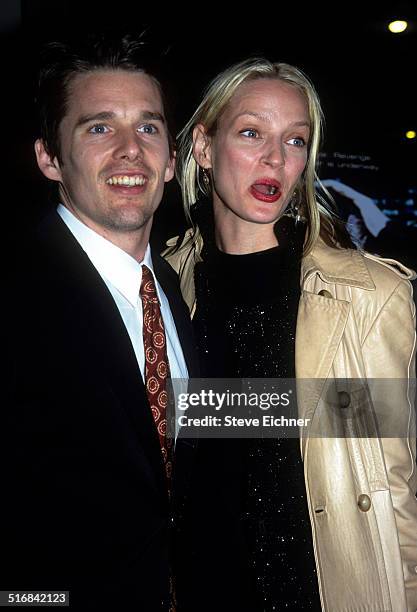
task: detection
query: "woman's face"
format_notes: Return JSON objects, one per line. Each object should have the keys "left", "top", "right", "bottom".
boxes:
{"left": 195, "top": 78, "right": 310, "bottom": 231}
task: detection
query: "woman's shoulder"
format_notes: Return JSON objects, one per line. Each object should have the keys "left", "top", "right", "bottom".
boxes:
{"left": 307, "top": 240, "right": 415, "bottom": 293}
{"left": 303, "top": 241, "right": 415, "bottom": 326}
{"left": 304, "top": 243, "right": 416, "bottom": 333}
{"left": 361, "top": 250, "right": 416, "bottom": 286}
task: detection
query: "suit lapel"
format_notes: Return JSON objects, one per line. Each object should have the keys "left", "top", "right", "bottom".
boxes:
{"left": 36, "top": 212, "right": 168, "bottom": 498}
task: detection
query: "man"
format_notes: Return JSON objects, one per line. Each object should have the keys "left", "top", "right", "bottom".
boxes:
{"left": 1, "top": 34, "right": 195, "bottom": 610}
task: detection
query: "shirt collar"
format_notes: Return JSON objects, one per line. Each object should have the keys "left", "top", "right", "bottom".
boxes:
{"left": 57, "top": 204, "right": 158, "bottom": 306}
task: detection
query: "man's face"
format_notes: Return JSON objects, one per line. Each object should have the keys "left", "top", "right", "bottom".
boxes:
{"left": 36, "top": 69, "right": 174, "bottom": 239}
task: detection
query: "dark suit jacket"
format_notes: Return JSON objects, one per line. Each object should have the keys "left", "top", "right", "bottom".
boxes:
{"left": 1, "top": 211, "right": 197, "bottom": 611}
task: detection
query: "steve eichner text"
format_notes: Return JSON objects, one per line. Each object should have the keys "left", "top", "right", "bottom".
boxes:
{"left": 177, "top": 389, "right": 291, "bottom": 411}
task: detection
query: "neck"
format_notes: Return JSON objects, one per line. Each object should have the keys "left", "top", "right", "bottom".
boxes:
{"left": 97, "top": 224, "right": 152, "bottom": 262}
{"left": 213, "top": 207, "right": 279, "bottom": 255}
{"left": 62, "top": 204, "right": 152, "bottom": 263}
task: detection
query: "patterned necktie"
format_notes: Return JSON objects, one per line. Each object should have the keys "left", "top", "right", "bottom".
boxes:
{"left": 140, "top": 264, "right": 173, "bottom": 482}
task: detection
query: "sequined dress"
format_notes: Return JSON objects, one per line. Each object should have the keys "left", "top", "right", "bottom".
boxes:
{"left": 192, "top": 215, "right": 321, "bottom": 611}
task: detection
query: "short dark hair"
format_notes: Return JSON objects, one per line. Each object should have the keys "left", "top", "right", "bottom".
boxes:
{"left": 37, "top": 32, "right": 174, "bottom": 162}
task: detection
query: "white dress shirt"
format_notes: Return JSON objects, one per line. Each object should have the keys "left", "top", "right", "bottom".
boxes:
{"left": 57, "top": 205, "right": 188, "bottom": 382}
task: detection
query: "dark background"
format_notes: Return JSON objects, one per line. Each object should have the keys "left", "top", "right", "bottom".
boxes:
{"left": 2, "top": 1, "right": 416, "bottom": 256}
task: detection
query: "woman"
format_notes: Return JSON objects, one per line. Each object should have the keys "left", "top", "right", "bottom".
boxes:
{"left": 166, "top": 59, "right": 417, "bottom": 611}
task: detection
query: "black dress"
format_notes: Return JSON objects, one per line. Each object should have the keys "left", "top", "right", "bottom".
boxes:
{"left": 183, "top": 213, "right": 320, "bottom": 611}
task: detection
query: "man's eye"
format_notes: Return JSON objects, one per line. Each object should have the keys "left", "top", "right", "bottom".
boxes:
{"left": 288, "top": 137, "right": 306, "bottom": 147}
{"left": 139, "top": 124, "right": 158, "bottom": 134}
{"left": 240, "top": 129, "right": 258, "bottom": 138}
{"left": 89, "top": 124, "right": 109, "bottom": 134}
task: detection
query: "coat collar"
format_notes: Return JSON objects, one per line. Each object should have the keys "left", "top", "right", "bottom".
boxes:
{"left": 301, "top": 240, "right": 376, "bottom": 291}
{"left": 170, "top": 223, "right": 377, "bottom": 292}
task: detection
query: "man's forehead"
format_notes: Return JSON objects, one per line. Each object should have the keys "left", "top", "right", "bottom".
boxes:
{"left": 67, "top": 69, "right": 165, "bottom": 115}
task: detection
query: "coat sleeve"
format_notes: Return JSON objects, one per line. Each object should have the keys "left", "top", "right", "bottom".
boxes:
{"left": 362, "top": 277, "right": 417, "bottom": 610}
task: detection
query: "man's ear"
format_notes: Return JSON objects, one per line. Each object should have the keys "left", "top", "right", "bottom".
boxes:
{"left": 34, "top": 139, "right": 63, "bottom": 182}
{"left": 164, "top": 149, "right": 176, "bottom": 183}
{"left": 193, "top": 124, "right": 212, "bottom": 169}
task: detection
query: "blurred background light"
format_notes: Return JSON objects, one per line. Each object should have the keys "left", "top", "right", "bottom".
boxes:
{"left": 388, "top": 20, "right": 408, "bottom": 33}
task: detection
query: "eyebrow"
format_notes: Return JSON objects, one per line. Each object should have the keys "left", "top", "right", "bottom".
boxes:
{"left": 233, "top": 111, "right": 310, "bottom": 128}
{"left": 75, "top": 110, "right": 166, "bottom": 128}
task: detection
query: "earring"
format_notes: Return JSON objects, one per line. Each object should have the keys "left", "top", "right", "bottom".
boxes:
{"left": 285, "top": 191, "right": 301, "bottom": 224}
{"left": 202, "top": 168, "right": 210, "bottom": 186}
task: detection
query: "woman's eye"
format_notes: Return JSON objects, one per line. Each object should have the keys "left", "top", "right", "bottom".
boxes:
{"left": 240, "top": 129, "right": 258, "bottom": 138}
{"left": 139, "top": 124, "right": 158, "bottom": 134}
{"left": 288, "top": 137, "right": 306, "bottom": 147}
{"left": 89, "top": 124, "right": 109, "bottom": 134}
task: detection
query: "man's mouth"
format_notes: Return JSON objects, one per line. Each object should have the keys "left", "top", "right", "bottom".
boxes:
{"left": 106, "top": 174, "right": 146, "bottom": 187}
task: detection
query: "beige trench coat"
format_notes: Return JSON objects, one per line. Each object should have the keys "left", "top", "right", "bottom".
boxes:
{"left": 164, "top": 230, "right": 417, "bottom": 611}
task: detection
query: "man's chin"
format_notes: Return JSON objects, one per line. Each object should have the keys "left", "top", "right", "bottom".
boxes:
{"left": 102, "top": 207, "right": 154, "bottom": 233}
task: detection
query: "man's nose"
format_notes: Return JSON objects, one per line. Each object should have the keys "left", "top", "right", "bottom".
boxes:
{"left": 114, "top": 129, "right": 143, "bottom": 161}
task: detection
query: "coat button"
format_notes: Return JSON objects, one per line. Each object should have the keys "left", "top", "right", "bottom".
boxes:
{"left": 318, "top": 289, "right": 333, "bottom": 298}
{"left": 358, "top": 494, "right": 371, "bottom": 512}
{"left": 338, "top": 391, "right": 351, "bottom": 408}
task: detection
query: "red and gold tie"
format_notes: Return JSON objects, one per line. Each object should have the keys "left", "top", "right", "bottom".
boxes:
{"left": 140, "top": 264, "right": 173, "bottom": 482}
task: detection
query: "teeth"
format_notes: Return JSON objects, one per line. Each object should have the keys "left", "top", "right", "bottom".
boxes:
{"left": 268, "top": 186, "right": 277, "bottom": 195}
{"left": 106, "top": 175, "right": 146, "bottom": 187}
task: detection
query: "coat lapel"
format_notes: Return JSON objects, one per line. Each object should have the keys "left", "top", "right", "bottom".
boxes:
{"left": 296, "top": 242, "right": 375, "bottom": 456}
{"left": 295, "top": 291, "right": 350, "bottom": 380}
{"left": 296, "top": 241, "right": 376, "bottom": 381}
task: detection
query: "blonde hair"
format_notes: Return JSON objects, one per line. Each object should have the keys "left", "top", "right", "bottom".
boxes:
{"left": 177, "top": 57, "right": 344, "bottom": 254}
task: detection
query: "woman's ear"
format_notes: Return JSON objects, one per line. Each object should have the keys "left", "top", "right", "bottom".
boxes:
{"left": 192, "top": 124, "right": 212, "bottom": 169}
